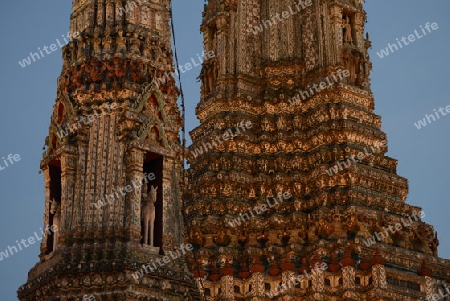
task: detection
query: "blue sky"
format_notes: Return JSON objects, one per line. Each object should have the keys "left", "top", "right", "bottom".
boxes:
{"left": 0, "top": 0, "right": 449, "bottom": 299}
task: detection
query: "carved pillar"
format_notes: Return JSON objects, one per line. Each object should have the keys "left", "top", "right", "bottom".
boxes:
{"left": 59, "top": 150, "right": 77, "bottom": 246}
{"left": 250, "top": 273, "right": 265, "bottom": 297}
{"left": 201, "top": 25, "right": 210, "bottom": 54}
{"left": 354, "top": 13, "right": 365, "bottom": 49}
{"left": 312, "top": 266, "right": 325, "bottom": 299}
{"left": 72, "top": 138, "right": 88, "bottom": 242}
{"left": 162, "top": 156, "right": 184, "bottom": 249}
{"left": 97, "top": 1, "right": 104, "bottom": 26}
{"left": 85, "top": 4, "right": 95, "bottom": 29}
{"left": 126, "top": 1, "right": 137, "bottom": 24}
{"left": 342, "top": 266, "right": 356, "bottom": 299}
{"left": 302, "top": 3, "right": 317, "bottom": 72}
{"left": 220, "top": 275, "right": 234, "bottom": 300}
{"left": 267, "top": 0, "right": 279, "bottom": 61}
{"left": 216, "top": 16, "right": 228, "bottom": 78}
{"left": 106, "top": 1, "right": 115, "bottom": 26}
{"left": 115, "top": 1, "right": 124, "bottom": 22}
{"left": 317, "top": 2, "right": 325, "bottom": 67}
{"left": 125, "top": 148, "right": 145, "bottom": 243}
{"left": 282, "top": 270, "right": 296, "bottom": 293}
{"left": 39, "top": 167, "right": 51, "bottom": 257}
{"left": 329, "top": 5, "right": 343, "bottom": 65}
{"left": 70, "top": 18, "right": 76, "bottom": 35}
{"left": 227, "top": 7, "right": 238, "bottom": 76}
{"left": 342, "top": 266, "right": 355, "bottom": 289}
{"left": 195, "top": 278, "right": 206, "bottom": 298}
{"left": 424, "top": 276, "right": 434, "bottom": 300}
{"left": 155, "top": 12, "right": 163, "bottom": 31}
{"left": 372, "top": 265, "right": 387, "bottom": 289}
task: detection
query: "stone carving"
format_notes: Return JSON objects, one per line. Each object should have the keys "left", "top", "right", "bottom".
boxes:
{"left": 199, "top": 60, "right": 218, "bottom": 94}
{"left": 430, "top": 231, "right": 439, "bottom": 256}
{"left": 116, "top": 30, "right": 127, "bottom": 55}
{"left": 316, "top": 217, "right": 333, "bottom": 239}
{"left": 49, "top": 199, "right": 60, "bottom": 251}
{"left": 345, "top": 214, "right": 360, "bottom": 239}
{"left": 86, "top": 58, "right": 102, "bottom": 83}
{"left": 342, "top": 266, "right": 355, "bottom": 289}
{"left": 140, "top": 6, "right": 150, "bottom": 26}
{"left": 127, "top": 1, "right": 136, "bottom": 21}
{"left": 343, "top": 16, "right": 353, "bottom": 44}
{"left": 142, "top": 185, "right": 157, "bottom": 246}
{"left": 212, "top": 229, "right": 230, "bottom": 247}
{"left": 155, "top": 13, "right": 162, "bottom": 30}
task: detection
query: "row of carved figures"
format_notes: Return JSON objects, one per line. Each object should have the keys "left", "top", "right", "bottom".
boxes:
{"left": 60, "top": 58, "right": 165, "bottom": 93}
{"left": 188, "top": 210, "right": 437, "bottom": 255}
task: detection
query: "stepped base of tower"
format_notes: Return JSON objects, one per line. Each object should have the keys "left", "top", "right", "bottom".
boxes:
{"left": 186, "top": 204, "right": 450, "bottom": 300}
{"left": 18, "top": 243, "right": 201, "bottom": 301}
{"left": 193, "top": 245, "right": 450, "bottom": 300}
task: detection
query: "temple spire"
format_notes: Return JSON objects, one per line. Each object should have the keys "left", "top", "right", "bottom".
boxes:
{"left": 186, "top": 0, "right": 450, "bottom": 300}
{"left": 18, "top": 0, "right": 199, "bottom": 300}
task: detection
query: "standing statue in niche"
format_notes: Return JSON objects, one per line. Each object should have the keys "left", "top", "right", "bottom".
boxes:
{"left": 142, "top": 185, "right": 157, "bottom": 246}
{"left": 199, "top": 62, "right": 216, "bottom": 94}
{"left": 50, "top": 199, "right": 61, "bottom": 251}
{"left": 343, "top": 16, "right": 353, "bottom": 44}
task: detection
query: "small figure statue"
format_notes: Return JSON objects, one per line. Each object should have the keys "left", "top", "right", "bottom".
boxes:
{"left": 249, "top": 188, "right": 256, "bottom": 198}
{"left": 207, "top": 63, "right": 215, "bottom": 93}
{"left": 141, "top": 185, "right": 157, "bottom": 246}
{"left": 223, "top": 184, "right": 232, "bottom": 196}
{"left": 430, "top": 231, "right": 439, "bottom": 256}
{"left": 191, "top": 228, "right": 205, "bottom": 248}
{"left": 346, "top": 214, "right": 360, "bottom": 239}
{"left": 316, "top": 217, "right": 333, "bottom": 239}
{"left": 343, "top": 16, "right": 353, "bottom": 44}
{"left": 213, "top": 229, "right": 231, "bottom": 247}
{"left": 116, "top": 30, "right": 127, "bottom": 56}
{"left": 50, "top": 199, "right": 61, "bottom": 251}
{"left": 113, "top": 57, "right": 126, "bottom": 82}
{"left": 87, "top": 58, "right": 102, "bottom": 83}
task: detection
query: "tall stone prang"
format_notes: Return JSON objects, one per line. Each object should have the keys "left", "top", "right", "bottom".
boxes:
{"left": 18, "top": 0, "right": 200, "bottom": 300}
{"left": 185, "top": 0, "right": 450, "bottom": 300}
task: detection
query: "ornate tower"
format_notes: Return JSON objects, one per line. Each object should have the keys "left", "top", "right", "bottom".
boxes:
{"left": 186, "top": 0, "right": 450, "bottom": 300}
{"left": 18, "top": 0, "right": 199, "bottom": 300}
